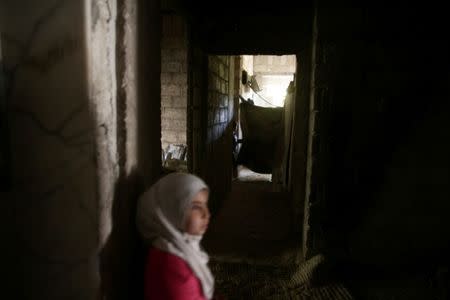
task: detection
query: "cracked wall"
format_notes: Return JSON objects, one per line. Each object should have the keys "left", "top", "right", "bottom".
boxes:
{"left": 1, "top": 1, "right": 100, "bottom": 299}
{"left": 0, "top": 1, "right": 162, "bottom": 299}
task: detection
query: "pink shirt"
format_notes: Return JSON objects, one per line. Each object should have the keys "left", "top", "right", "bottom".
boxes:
{"left": 144, "top": 247, "right": 207, "bottom": 300}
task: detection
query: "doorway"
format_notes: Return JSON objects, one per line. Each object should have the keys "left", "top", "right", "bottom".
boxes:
{"left": 194, "top": 54, "right": 299, "bottom": 263}
{"left": 233, "top": 55, "right": 296, "bottom": 187}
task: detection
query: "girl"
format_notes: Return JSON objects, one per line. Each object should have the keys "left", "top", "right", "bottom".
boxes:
{"left": 136, "top": 172, "right": 215, "bottom": 300}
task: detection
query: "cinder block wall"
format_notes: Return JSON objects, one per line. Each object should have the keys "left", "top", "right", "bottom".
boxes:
{"left": 207, "top": 56, "right": 230, "bottom": 144}
{"left": 189, "top": 46, "right": 206, "bottom": 174}
{"left": 253, "top": 55, "right": 296, "bottom": 74}
{"left": 188, "top": 53, "right": 235, "bottom": 213}
{"left": 205, "top": 55, "right": 234, "bottom": 214}
{"left": 161, "top": 14, "right": 188, "bottom": 151}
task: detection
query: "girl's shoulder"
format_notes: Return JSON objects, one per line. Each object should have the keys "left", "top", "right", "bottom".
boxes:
{"left": 144, "top": 247, "right": 206, "bottom": 299}
{"left": 147, "top": 247, "right": 194, "bottom": 280}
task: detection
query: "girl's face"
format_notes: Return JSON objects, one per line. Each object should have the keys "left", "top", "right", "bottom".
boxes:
{"left": 184, "top": 189, "right": 210, "bottom": 235}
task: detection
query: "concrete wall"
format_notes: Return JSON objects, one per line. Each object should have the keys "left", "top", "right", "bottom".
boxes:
{"left": 1, "top": 1, "right": 101, "bottom": 298}
{"left": 161, "top": 14, "right": 187, "bottom": 151}
{"left": 89, "top": 0, "right": 120, "bottom": 254}
{"left": 253, "top": 55, "right": 296, "bottom": 74}
{"left": 100, "top": 0, "right": 162, "bottom": 299}
{"left": 0, "top": 1, "right": 162, "bottom": 299}
{"left": 304, "top": 3, "right": 450, "bottom": 271}
{"left": 252, "top": 55, "right": 296, "bottom": 107}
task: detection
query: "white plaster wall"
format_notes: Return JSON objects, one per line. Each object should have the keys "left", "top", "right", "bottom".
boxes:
{"left": 252, "top": 55, "right": 296, "bottom": 107}
{"left": 87, "top": 0, "right": 119, "bottom": 248}
{"left": 119, "top": 0, "right": 138, "bottom": 176}
{"left": 240, "top": 55, "right": 254, "bottom": 101}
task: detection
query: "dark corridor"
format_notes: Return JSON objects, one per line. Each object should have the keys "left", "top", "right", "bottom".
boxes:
{"left": 1, "top": 1, "right": 450, "bottom": 299}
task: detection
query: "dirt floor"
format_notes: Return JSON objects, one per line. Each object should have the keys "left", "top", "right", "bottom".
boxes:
{"left": 203, "top": 176, "right": 299, "bottom": 265}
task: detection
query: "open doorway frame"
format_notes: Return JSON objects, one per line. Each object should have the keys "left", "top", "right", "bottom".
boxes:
{"left": 187, "top": 51, "right": 313, "bottom": 250}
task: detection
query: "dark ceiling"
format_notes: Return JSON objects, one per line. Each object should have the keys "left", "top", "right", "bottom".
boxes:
{"left": 162, "top": 1, "right": 314, "bottom": 54}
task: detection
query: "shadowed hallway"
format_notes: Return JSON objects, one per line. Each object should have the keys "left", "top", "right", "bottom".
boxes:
{"left": 1, "top": 1, "right": 450, "bottom": 299}
{"left": 204, "top": 181, "right": 296, "bottom": 264}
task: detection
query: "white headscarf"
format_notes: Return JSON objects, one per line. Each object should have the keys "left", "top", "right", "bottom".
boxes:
{"left": 136, "top": 172, "right": 214, "bottom": 299}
